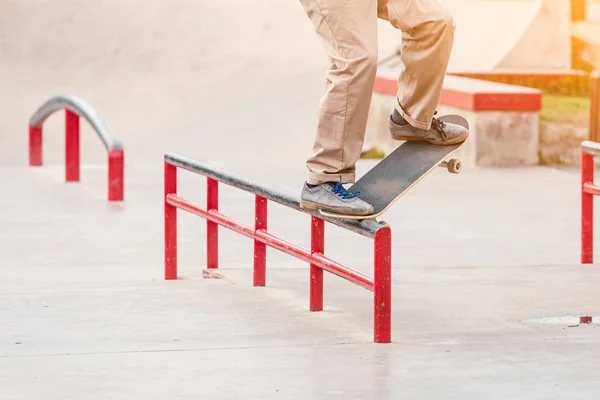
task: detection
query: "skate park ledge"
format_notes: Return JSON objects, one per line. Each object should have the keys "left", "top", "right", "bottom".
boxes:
{"left": 367, "top": 69, "right": 543, "bottom": 167}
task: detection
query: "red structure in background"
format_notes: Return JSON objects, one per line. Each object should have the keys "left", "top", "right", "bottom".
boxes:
{"left": 582, "top": 71, "right": 600, "bottom": 263}
{"left": 28, "top": 95, "right": 124, "bottom": 201}
{"left": 163, "top": 153, "right": 392, "bottom": 343}
{"left": 581, "top": 140, "right": 600, "bottom": 263}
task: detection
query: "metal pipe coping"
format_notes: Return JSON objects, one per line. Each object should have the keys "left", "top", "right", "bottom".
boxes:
{"left": 163, "top": 152, "right": 392, "bottom": 343}
{"left": 28, "top": 94, "right": 124, "bottom": 201}
{"left": 582, "top": 140, "right": 600, "bottom": 157}
{"left": 164, "top": 153, "right": 383, "bottom": 237}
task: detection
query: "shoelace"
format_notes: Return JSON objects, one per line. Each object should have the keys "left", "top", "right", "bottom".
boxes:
{"left": 332, "top": 182, "right": 360, "bottom": 199}
{"left": 430, "top": 111, "right": 448, "bottom": 141}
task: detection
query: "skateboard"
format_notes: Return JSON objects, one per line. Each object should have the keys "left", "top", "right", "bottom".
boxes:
{"left": 319, "top": 114, "right": 469, "bottom": 221}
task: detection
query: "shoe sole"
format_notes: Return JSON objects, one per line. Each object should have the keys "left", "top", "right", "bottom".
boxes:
{"left": 390, "top": 132, "right": 469, "bottom": 146}
{"left": 299, "top": 200, "right": 374, "bottom": 216}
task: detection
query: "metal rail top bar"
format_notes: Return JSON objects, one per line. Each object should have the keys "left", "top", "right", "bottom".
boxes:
{"left": 164, "top": 152, "right": 384, "bottom": 238}
{"left": 29, "top": 94, "right": 123, "bottom": 151}
{"left": 582, "top": 140, "right": 600, "bottom": 157}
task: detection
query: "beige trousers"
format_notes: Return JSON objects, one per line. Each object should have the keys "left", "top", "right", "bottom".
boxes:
{"left": 300, "top": 0, "right": 455, "bottom": 185}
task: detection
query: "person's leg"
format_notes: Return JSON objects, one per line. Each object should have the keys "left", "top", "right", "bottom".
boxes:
{"left": 379, "top": 0, "right": 469, "bottom": 145}
{"left": 298, "top": 0, "right": 378, "bottom": 215}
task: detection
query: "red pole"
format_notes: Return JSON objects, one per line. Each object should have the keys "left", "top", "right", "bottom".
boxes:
{"left": 107, "top": 149, "right": 124, "bottom": 201}
{"left": 65, "top": 109, "right": 80, "bottom": 182}
{"left": 374, "top": 226, "right": 392, "bottom": 343}
{"left": 164, "top": 161, "right": 178, "bottom": 279}
{"left": 207, "top": 178, "right": 219, "bottom": 269}
{"left": 254, "top": 195, "right": 267, "bottom": 286}
{"left": 29, "top": 126, "right": 43, "bottom": 166}
{"left": 310, "top": 216, "right": 324, "bottom": 311}
{"left": 582, "top": 151, "right": 594, "bottom": 263}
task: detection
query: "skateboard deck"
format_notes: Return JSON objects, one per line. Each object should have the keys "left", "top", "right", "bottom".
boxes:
{"left": 319, "top": 114, "right": 469, "bottom": 220}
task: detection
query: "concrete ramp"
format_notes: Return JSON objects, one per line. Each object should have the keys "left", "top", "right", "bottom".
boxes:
{"left": 0, "top": 0, "right": 328, "bottom": 168}
{"left": 572, "top": 21, "right": 600, "bottom": 67}
{"left": 377, "top": 0, "right": 571, "bottom": 72}
{"left": 0, "top": 0, "right": 570, "bottom": 171}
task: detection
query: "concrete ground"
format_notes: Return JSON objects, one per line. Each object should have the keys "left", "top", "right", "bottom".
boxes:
{"left": 1, "top": 162, "right": 600, "bottom": 399}
{"left": 2, "top": 1, "right": 600, "bottom": 398}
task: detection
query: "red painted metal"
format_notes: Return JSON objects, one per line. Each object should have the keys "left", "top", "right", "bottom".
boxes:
{"left": 65, "top": 109, "right": 80, "bottom": 182}
{"left": 29, "top": 126, "right": 43, "bottom": 166}
{"left": 582, "top": 151, "right": 594, "bottom": 263}
{"left": 167, "top": 194, "right": 255, "bottom": 238}
{"left": 312, "top": 253, "right": 374, "bottom": 291}
{"left": 165, "top": 198, "right": 375, "bottom": 291}
{"left": 164, "top": 161, "right": 178, "bottom": 279}
{"left": 254, "top": 230, "right": 374, "bottom": 292}
{"left": 207, "top": 178, "right": 219, "bottom": 269}
{"left": 374, "top": 227, "right": 392, "bottom": 343}
{"left": 108, "top": 149, "right": 124, "bottom": 201}
{"left": 28, "top": 97, "right": 125, "bottom": 201}
{"left": 310, "top": 216, "right": 324, "bottom": 311}
{"left": 254, "top": 229, "right": 311, "bottom": 262}
{"left": 254, "top": 196, "right": 267, "bottom": 286}
{"left": 163, "top": 158, "right": 393, "bottom": 343}
{"left": 583, "top": 182, "right": 600, "bottom": 196}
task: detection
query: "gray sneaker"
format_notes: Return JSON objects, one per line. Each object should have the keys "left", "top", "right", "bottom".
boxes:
{"left": 389, "top": 110, "right": 469, "bottom": 145}
{"left": 299, "top": 181, "right": 374, "bottom": 216}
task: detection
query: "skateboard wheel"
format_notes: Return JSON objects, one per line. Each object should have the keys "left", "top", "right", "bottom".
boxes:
{"left": 447, "top": 159, "right": 461, "bottom": 174}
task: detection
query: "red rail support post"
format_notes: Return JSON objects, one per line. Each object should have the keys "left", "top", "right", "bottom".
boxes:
{"left": 28, "top": 95, "right": 125, "bottom": 201}
{"left": 310, "top": 216, "right": 324, "bottom": 311}
{"left": 374, "top": 227, "right": 392, "bottom": 343}
{"left": 65, "top": 109, "right": 80, "bottom": 182}
{"left": 165, "top": 161, "right": 178, "bottom": 279}
{"left": 108, "top": 149, "right": 124, "bottom": 201}
{"left": 29, "top": 126, "right": 43, "bottom": 166}
{"left": 581, "top": 140, "right": 600, "bottom": 263}
{"left": 163, "top": 152, "right": 393, "bottom": 343}
{"left": 254, "top": 195, "right": 267, "bottom": 286}
{"left": 581, "top": 71, "right": 600, "bottom": 263}
{"left": 582, "top": 148, "right": 595, "bottom": 263}
{"left": 207, "top": 178, "right": 219, "bottom": 269}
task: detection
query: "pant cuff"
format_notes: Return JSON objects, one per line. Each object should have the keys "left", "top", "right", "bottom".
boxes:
{"left": 395, "top": 101, "right": 431, "bottom": 130}
{"left": 307, "top": 171, "right": 355, "bottom": 185}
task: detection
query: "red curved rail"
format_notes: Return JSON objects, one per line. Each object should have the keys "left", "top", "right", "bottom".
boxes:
{"left": 28, "top": 95, "right": 124, "bottom": 201}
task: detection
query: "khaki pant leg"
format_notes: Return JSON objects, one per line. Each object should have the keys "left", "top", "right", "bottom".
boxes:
{"left": 299, "top": 0, "right": 379, "bottom": 185}
{"left": 379, "top": 0, "right": 455, "bottom": 130}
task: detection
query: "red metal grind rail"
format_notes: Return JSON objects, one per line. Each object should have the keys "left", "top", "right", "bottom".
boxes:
{"left": 164, "top": 153, "right": 392, "bottom": 343}
{"left": 581, "top": 140, "right": 600, "bottom": 263}
{"left": 28, "top": 95, "right": 125, "bottom": 201}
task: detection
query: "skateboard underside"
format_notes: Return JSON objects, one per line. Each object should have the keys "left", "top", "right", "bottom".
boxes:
{"left": 319, "top": 114, "right": 468, "bottom": 221}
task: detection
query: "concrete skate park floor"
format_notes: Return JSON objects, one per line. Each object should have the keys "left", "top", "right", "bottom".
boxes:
{"left": 0, "top": 0, "right": 598, "bottom": 395}
{"left": 2, "top": 159, "right": 600, "bottom": 399}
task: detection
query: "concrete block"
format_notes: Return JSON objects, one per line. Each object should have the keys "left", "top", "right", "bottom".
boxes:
{"left": 364, "top": 73, "right": 543, "bottom": 167}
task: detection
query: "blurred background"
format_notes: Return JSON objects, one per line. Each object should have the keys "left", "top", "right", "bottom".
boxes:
{"left": 1, "top": 0, "right": 599, "bottom": 171}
